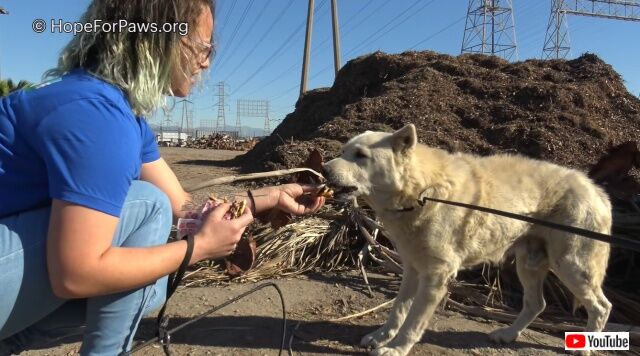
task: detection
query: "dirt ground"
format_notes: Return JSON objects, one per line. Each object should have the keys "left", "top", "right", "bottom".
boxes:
{"left": 24, "top": 148, "right": 584, "bottom": 356}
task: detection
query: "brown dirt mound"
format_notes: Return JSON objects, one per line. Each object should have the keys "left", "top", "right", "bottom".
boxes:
{"left": 239, "top": 51, "right": 640, "bottom": 172}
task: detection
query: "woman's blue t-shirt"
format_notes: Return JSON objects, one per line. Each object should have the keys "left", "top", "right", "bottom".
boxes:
{"left": 0, "top": 69, "right": 161, "bottom": 218}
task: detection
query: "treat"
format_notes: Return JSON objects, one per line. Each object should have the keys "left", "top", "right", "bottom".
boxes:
{"left": 317, "top": 184, "right": 334, "bottom": 198}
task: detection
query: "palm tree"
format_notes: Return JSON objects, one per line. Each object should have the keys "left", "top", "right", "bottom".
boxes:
{"left": 0, "top": 79, "right": 34, "bottom": 96}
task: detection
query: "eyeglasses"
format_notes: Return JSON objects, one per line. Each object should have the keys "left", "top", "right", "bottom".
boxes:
{"left": 184, "top": 36, "right": 215, "bottom": 63}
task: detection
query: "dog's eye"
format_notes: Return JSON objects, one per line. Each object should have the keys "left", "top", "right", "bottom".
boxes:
{"left": 355, "top": 150, "right": 369, "bottom": 159}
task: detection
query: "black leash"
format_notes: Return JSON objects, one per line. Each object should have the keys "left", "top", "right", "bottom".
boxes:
{"left": 119, "top": 230, "right": 287, "bottom": 356}
{"left": 155, "top": 234, "right": 195, "bottom": 355}
{"left": 122, "top": 282, "right": 287, "bottom": 356}
{"left": 408, "top": 196, "right": 640, "bottom": 252}
{"left": 118, "top": 234, "right": 196, "bottom": 356}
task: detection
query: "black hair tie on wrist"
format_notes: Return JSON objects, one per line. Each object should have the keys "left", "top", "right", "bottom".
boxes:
{"left": 247, "top": 190, "right": 257, "bottom": 216}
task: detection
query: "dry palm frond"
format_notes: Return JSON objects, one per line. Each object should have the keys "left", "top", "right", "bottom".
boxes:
{"left": 184, "top": 204, "right": 359, "bottom": 285}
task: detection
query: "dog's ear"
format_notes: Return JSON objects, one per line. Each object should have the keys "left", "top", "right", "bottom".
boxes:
{"left": 391, "top": 124, "right": 417, "bottom": 153}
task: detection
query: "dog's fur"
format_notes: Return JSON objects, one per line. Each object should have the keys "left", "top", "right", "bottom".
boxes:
{"left": 323, "top": 124, "right": 612, "bottom": 356}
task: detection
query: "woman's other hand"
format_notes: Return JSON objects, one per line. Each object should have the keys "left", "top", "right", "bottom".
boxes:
{"left": 193, "top": 202, "right": 254, "bottom": 261}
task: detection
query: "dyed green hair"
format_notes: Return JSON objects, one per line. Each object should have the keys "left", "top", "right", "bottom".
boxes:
{"left": 45, "top": 0, "right": 215, "bottom": 116}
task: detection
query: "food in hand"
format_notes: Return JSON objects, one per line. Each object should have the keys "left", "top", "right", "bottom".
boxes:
{"left": 317, "top": 184, "right": 334, "bottom": 198}
{"left": 177, "top": 195, "right": 248, "bottom": 239}
{"left": 206, "top": 194, "right": 247, "bottom": 219}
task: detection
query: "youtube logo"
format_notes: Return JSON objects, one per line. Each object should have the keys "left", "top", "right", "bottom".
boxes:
{"left": 564, "top": 332, "right": 629, "bottom": 350}
{"left": 565, "top": 334, "right": 586, "bottom": 349}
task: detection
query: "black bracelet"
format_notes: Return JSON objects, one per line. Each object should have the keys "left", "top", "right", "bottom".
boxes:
{"left": 246, "top": 189, "right": 257, "bottom": 216}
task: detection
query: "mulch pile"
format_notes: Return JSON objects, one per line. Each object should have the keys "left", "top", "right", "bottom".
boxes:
{"left": 240, "top": 51, "right": 640, "bottom": 173}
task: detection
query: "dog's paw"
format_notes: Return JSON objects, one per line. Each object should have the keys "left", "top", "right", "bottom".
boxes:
{"left": 369, "top": 346, "right": 407, "bottom": 356}
{"left": 361, "top": 328, "right": 396, "bottom": 349}
{"left": 488, "top": 327, "right": 520, "bottom": 344}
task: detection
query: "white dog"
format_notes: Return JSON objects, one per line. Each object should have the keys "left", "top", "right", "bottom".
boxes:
{"left": 323, "top": 124, "right": 612, "bottom": 356}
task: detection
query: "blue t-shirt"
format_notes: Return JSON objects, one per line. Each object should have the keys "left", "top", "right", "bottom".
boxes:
{"left": 0, "top": 69, "right": 161, "bottom": 218}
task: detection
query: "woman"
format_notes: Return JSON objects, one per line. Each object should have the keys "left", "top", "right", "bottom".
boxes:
{"left": 0, "top": 1, "right": 324, "bottom": 355}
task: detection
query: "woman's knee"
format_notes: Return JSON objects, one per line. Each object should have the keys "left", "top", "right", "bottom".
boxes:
{"left": 115, "top": 181, "right": 172, "bottom": 247}
{"left": 143, "top": 276, "right": 168, "bottom": 316}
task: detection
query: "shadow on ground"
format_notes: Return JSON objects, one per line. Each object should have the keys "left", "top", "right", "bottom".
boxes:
{"left": 28, "top": 315, "right": 563, "bottom": 355}
{"left": 136, "top": 316, "right": 563, "bottom": 355}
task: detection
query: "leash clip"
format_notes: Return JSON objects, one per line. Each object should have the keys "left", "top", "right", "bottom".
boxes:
{"left": 417, "top": 197, "right": 427, "bottom": 207}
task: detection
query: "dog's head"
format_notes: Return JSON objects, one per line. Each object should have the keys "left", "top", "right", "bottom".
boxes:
{"left": 323, "top": 124, "right": 418, "bottom": 201}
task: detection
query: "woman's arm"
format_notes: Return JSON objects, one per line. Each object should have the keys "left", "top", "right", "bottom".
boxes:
{"left": 46, "top": 199, "right": 187, "bottom": 298}
{"left": 236, "top": 184, "right": 325, "bottom": 215}
{"left": 140, "top": 158, "right": 191, "bottom": 218}
{"left": 46, "top": 199, "right": 251, "bottom": 299}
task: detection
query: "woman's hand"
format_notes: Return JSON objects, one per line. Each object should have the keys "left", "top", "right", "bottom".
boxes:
{"left": 193, "top": 202, "right": 254, "bottom": 261}
{"left": 273, "top": 184, "right": 325, "bottom": 215}
{"left": 243, "top": 184, "right": 325, "bottom": 216}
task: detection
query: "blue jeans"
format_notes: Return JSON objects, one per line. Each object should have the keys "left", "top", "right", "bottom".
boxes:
{"left": 0, "top": 181, "right": 172, "bottom": 355}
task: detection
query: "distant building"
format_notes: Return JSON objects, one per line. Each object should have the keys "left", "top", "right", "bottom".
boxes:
{"left": 156, "top": 132, "right": 190, "bottom": 146}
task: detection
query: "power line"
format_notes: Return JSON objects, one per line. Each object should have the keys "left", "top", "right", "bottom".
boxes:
{"left": 340, "top": 0, "right": 391, "bottom": 40}
{"left": 216, "top": 0, "right": 237, "bottom": 42}
{"left": 345, "top": 0, "right": 432, "bottom": 57}
{"left": 410, "top": 16, "right": 466, "bottom": 50}
{"left": 230, "top": 0, "right": 329, "bottom": 97}
{"left": 213, "top": 0, "right": 255, "bottom": 68}
{"left": 302, "top": 0, "right": 377, "bottom": 60}
{"left": 216, "top": 0, "right": 270, "bottom": 72}
{"left": 267, "top": 0, "right": 437, "bottom": 101}
{"left": 223, "top": 0, "right": 295, "bottom": 82}
{"left": 242, "top": 0, "right": 389, "bottom": 99}
{"left": 267, "top": 1, "right": 451, "bottom": 103}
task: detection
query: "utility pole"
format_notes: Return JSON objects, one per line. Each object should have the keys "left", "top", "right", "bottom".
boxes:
{"left": 300, "top": 0, "right": 314, "bottom": 96}
{"left": 330, "top": 0, "right": 341, "bottom": 76}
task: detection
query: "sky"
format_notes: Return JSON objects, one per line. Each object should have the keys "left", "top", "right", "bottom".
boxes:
{"left": 1, "top": 0, "right": 639, "bottom": 134}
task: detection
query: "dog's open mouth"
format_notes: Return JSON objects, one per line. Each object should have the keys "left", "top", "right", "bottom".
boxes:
{"left": 330, "top": 185, "right": 358, "bottom": 199}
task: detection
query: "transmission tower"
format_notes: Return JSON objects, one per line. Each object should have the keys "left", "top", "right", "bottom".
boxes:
{"left": 543, "top": 0, "right": 640, "bottom": 59}
{"left": 264, "top": 102, "right": 271, "bottom": 136}
{"left": 235, "top": 109, "right": 242, "bottom": 138}
{"left": 215, "top": 82, "right": 226, "bottom": 133}
{"left": 163, "top": 109, "right": 171, "bottom": 125}
{"left": 461, "top": 0, "right": 518, "bottom": 61}
{"left": 188, "top": 109, "right": 194, "bottom": 136}
{"left": 177, "top": 99, "right": 193, "bottom": 143}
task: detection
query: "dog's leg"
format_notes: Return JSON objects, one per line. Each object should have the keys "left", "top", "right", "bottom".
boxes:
{"left": 553, "top": 257, "right": 612, "bottom": 333}
{"left": 370, "top": 270, "right": 451, "bottom": 356}
{"left": 489, "top": 249, "right": 549, "bottom": 343}
{"left": 361, "top": 265, "right": 418, "bottom": 349}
